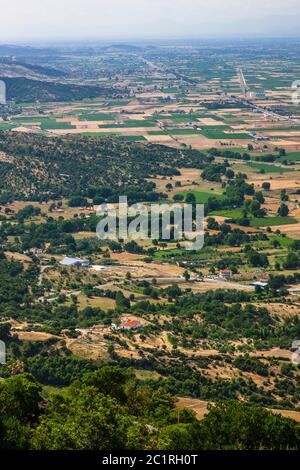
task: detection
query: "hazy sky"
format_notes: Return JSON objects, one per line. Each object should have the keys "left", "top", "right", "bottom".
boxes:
{"left": 1, "top": 0, "right": 300, "bottom": 42}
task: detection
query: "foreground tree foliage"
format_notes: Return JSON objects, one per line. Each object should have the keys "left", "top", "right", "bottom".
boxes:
{"left": 0, "top": 367, "right": 300, "bottom": 450}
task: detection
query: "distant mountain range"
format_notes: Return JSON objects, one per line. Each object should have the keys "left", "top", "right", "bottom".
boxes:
{"left": 1, "top": 58, "right": 65, "bottom": 77}
{"left": 0, "top": 42, "right": 144, "bottom": 58}
{"left": 0, "top": 57, "right": 66, "bottom": 79}
{"left": 0, "top": 44, "right": 57, "bottom": 57}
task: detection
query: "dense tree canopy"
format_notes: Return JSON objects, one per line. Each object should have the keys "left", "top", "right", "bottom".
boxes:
{"left": 0, "top": 369, "right": 299, "bottom": 450}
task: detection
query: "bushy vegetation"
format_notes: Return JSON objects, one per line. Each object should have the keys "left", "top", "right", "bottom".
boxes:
{"left": 1, "top": 77, "right": 120, "bottom": 103}
{"left": 0, "top": 133, "right": 210, "bottom": 201}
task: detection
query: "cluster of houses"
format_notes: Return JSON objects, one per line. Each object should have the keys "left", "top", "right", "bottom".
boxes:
{"left": 59, "top": 257, "right": 109, "bottom": 272}
{"left": 219, "top": 269, "right": 269, "bottom": 289}
{"left": 249, "top": 131, "right": 270, "bottom": 142}
{"left": 24, "top": 253, "right": 100, "bottom": 271}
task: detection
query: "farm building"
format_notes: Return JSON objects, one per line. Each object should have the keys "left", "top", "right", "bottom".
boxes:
{"left": 29, "top": 247, "right": 44, "bottom": 255}
{"left": 253, "top": 280, "right": 268, "bottom": 289}
{"left": 248, "top": 91, "right": 266, "bottom": 100}
{"left": 219, "top": 269, "right": 233, "bottom": 280}
{"left": 90, "top": 265, "right": 106, "bottom": 271}
{"left": 60, "top": 256, "right": 89, "bottom": 267}
{"left": 119, "top": 320, "right": 144, "bottom": 331}
{"left": 252, "top": 275, "right": 269, "bottom": 289}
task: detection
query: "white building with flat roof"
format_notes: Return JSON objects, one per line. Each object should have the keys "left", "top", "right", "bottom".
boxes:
{"left": 60, "top": 256, "right": 89, "bottom": 267}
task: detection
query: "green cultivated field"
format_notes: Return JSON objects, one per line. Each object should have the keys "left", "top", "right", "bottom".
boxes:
{"left": 209, "top": 209, "right": 244, "bottom": 218}
{"left": 279, "top": 152, "right": 300, "bottom": 162}
{"left": 199, "top": 131, "right": 251, "bottom": 139}
{"left": 0, "top": 122, "right": 15, "bottom": 131}
{"left": 99, "top": 120, "right": 156, "bottom": 128}
{"left": 79, "top": 113, "right": 115, "bottom": 121}
{"left": 79, "top": 133, "right": 146, "bottom": 141}
{"left": 13, "top": 116, "right": 62, "bottom": 122}
{"left": 177, "top": 189, "right": 226, "bottom": 204}
{"left": 155, "top": 115, "right": 197, "bottom": 123}
{"left": 209, "top": 210, "right": 298, "bottom": 227}
{"left": 268, "top": 235, "right": 294, "bottom": 247}
{"left": 41, "top": 120, "right": 76, "bottom": 130}
{"left": 250, "top": 216, "right": 299, "bottom": 227}
{"left": 247, "top": 162, "right": 294, "bottom": 173}
{"left": 117, "top": 135, "right": 146, "bottom": 141}
{"left": 168, "top": 129, "right": 202, "bottom": 135}
{"left": 80, "top": 132, "right": 121, "bottom": 136}
{"left": 147, "top": 130, "right": 169, "bottom": 135}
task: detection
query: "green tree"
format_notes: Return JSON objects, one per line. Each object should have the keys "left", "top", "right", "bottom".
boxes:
{"left": 32, "top": 388, "right": 130, "bottom": 450}
{"left": 196, "top": 401, "right": 300, "bottom": 450}
{"left": 81, "top": 366, "right": 130, "bottom": 403}
{"left": 278, "top": 203, "right": 289, "bottom": 217}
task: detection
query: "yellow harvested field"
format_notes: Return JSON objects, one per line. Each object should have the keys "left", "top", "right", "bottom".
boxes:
{"left": 174, "top": 134, "right": 218, "bottom": 150}
{"left": 177, "top": 397, "right": 209, "bottom": 420}
{"left": 11, "top": 126, "right": 33, "bottom": 133}
{"left": 49, "top": 127, "right": 156, "bottom": 135}
{"left": 273, "top": 139, "right": 300, "bottom": 147}
{"left": 150, "top": 167, "right": 204, "bottom": 193}
{"left": 145, "top": 134, "right": 178, "bottom": 146}
{"left": 5, "top": 251, "right": 32, "bottom": 263}
{"left": 67, "top": 338, "right": 109, "bottom": 361}
{"left": 75, "top": 294, "right": 116, "bottom": 311}
{"left": 73, "top": 231, "right": 96, "bottom": 239}
{"left": 250, "top": 179, "right": 300, "bottom": 190}
{"left": 197, "top": 118, "right": 225, "bottom": 126}
{"left": 271, "top": 409, "right": 300, "bottom": 423}
{"left": 270, "top": 223, "right": 300, "bottom": 232}
{"left": 15, "top": 331, "right": 61, "bottom": 341}
{"left": 175, "top": 168, "right": 202, "bottom": 181}
{"left": 266, "top": 131, "right": 300, "bottom": 137}
{"left": 291, "top": 208, "right": 300, "bottom": 217}
{"left": 109, "top": 251, "right": 185, "bottom": 278}
{"left": 216, "top": 247, "right": 242, "bottom": 253}
{"left": 253, "top": 302, "right": 300, "bottom": 317}
{"left": 176, "top": 397, "right": 300, "bottom": 423}
{"left": 180, "top": 280, "right": 253, "bottom": 292}
{"left": 250, "top": 348, "right": 293, "bottom": 359}
{"left": 109, "top": 252, "right": 151, "bottom": 264}
{"left": 230, "top": 224, "right": 262, "bottom": 233}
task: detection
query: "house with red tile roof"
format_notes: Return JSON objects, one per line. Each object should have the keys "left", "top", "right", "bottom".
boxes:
{"left": 120, "top": 320, "right": 144, "bottom": 331}
{"left": 219, "top": 269, "right": 233, "bottom": 280}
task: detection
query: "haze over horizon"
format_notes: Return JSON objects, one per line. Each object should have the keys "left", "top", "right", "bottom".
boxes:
{"left": 1, "top": 0, "right": 300, "bottom": 42}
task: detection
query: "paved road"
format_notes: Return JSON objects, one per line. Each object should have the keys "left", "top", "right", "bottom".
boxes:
{"left": 202, "top": 277, "right": 255, "bottom": 290}
{"left": 231, "top": 94, "right": 300, "bottom": 125}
